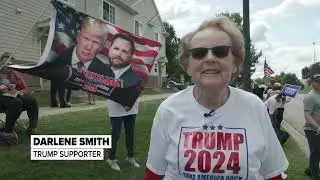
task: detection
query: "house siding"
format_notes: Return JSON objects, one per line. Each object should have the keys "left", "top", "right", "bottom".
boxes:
{"left": 0, "top": 0, "right": 86, "bottom": 88}
{"left": 130, "top": 0, "right": 167, "bottom": 79}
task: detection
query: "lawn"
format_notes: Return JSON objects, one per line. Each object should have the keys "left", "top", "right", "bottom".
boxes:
{"left": 0, "top": 100, "right": 309, "bottom": 180}
{"left": 300, "top": 85, "right": 312, "bottom": 94}
{"left": 31, "top": 88, "right": 176, "bottom": 107}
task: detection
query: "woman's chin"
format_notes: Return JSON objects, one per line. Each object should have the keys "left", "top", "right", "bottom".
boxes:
{"left": 199, "top": 79, "right": 224, "bottom": 88}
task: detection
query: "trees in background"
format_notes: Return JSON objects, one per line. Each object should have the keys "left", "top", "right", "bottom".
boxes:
{"left": 302, "top": 62, "right": 320, "bottom": 79}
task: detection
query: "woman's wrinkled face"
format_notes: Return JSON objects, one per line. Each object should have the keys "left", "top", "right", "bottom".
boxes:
{"left": 187, "top": 28, "right": 235, "bottom": 89}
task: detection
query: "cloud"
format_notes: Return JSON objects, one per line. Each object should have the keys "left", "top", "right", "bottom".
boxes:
{"left": 252, "top": 44, "right": 317, "bottom": 79}
{"left": 154, "top": 0, "right": 222, "bottom": 37}
{"left": 251, "top": 21, "right": 269, "bottom": 43}
{"left": 252, "top": 0, "right": 320, "bottom": 21}
{"left": 314, "top": 19, "right": 320, "bottom": 31}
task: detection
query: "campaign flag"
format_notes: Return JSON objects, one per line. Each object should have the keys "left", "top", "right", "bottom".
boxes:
{"left": 8, "top": 0, "right": 161, "bottom": 108}
{"left": 282, "top": 84, "right": 301, "bottom": 98}
{"left": 264, "top": 58, "right": 274, "bottom": 77}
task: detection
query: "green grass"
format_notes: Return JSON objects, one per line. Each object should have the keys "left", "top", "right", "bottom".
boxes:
{"left": 281, "top": 137, "right": 309, "bottom": 179}
{"left": 300, "top": 85, "right": 312, "bottom": 94}
{"left": 31, "top": 88, "right": 176, "bottom": 107}
{"left": 0, "top": 100, "right": 309, "bottom": 180}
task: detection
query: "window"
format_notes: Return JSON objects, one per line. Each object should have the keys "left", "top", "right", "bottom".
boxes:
{"left": 154, "top": 63, "right": 158, "bottom": 73}
{"left": 103, "top": 1, "right": 116, "bottom": 24}
{"left": 155, "top": 32, "right": 159, "bottom": 42}
{"left": 59, "top": 0, "right": 75, "bottom": 6}
{"left": 135, "top": 20, "right": 143, "bottom": 36}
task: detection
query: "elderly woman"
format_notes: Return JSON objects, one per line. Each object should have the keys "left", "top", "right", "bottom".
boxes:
{"left": 0, "top": 53, "right": 39, "bottom": 146}
{"left": 144, "top": 16, "right": 288, "bottom": 180}
{"left": 303, "top": 74, "right": 320, "bottom": 180}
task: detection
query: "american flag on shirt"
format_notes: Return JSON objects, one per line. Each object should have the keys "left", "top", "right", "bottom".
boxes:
{"left": 45, "top": 0, "right": 161, "bottom": 83}
{"left": 264, "top": 58, "right": 274, "bottom": 77}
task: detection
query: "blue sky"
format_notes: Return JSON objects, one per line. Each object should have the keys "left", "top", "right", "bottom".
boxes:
{"left": 154, "top": 0, "right": 320, "bottom": 79}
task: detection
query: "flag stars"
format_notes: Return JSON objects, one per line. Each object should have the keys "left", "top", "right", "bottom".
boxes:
{"left": 218, "top": 125, "right": 223, "bottom": 130}
{"left": 202, "top": 124, "right": 208, "bottom": 130}
{"left": 57, "top": 22, "right": 65, "bottom": 30}
{"left": 66, "top": 18, "right": 71, "bottom": 24}
{"left": 202, "top": 124, "right": 217, "bottom": 130}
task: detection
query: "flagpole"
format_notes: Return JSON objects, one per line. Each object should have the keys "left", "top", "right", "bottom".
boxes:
{"left": 1, "top": 2, "right": 51, "bottom": 70}
{"left": 242, "top": 0, "right": 251, "bottom": 92}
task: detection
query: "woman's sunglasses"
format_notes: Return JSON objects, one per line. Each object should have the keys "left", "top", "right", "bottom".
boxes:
{"left": 188, "top": 45, "right": 231, "bottom": 60}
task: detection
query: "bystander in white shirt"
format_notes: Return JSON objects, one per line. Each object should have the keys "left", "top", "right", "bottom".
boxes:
{"left": 106, "top": 64, "right": 139, "bottom": 117}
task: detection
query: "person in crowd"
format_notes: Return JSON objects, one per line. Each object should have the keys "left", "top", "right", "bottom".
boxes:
{"left": 264, "top": 92, "right": 283, "bottom": 129}
{"left": 0, "top": 52, "right": 39, "bottom": 146}
{"left": 66, "top": 87, "right": 72, "bottom": 106}
{"left": 50, "top": 16, "right": 109, "bottom": 108}
{"left": 274, "top": 84, "right": 289, "bottom": 130}
{"left": 87, "top": 92, "right": 96, "bottom": 105}
{"left": 144, "top": 16, "right": 288, "bottom": 180}
{"left": 303, "top": 74, "right": 320, "bottom": 180}
{"left": 252, "top": 83, "right": 264, "bottom": 100}
{"left": 106, "top": 33, "right": 141, "bottom": 171}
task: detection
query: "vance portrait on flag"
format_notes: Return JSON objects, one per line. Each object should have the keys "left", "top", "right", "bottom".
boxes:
{"left": 7, "top": 0, "right": 161, "bottom": 109}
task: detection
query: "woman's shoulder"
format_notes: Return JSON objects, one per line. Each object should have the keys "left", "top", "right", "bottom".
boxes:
{"left": 159, "top": 86, "right": 193, "bottom": 109}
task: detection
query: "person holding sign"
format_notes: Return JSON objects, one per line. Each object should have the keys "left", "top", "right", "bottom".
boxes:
{"left": 106, "top": 34, "right": 141, "bottom": 171}
{"left": 144, "top": 16, "right": 288, "bottom": 180}
{"left": 303, "top": 74, "right": 320, "bottom": 180}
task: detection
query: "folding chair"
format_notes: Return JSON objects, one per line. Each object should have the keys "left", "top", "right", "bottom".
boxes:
{"left": 0, "top": 109, "right": 28, "bottom": 130}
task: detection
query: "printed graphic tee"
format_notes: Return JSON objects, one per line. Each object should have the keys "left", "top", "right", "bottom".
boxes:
{"left": 146, "top": 86, "right": 288, "bottom": 180}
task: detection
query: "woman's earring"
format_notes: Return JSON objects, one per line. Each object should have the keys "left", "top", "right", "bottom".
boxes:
{"left": 233, "top": 67, "right": 237, "bottom": 73}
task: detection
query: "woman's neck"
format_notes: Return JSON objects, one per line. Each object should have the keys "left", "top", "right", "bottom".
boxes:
{"left": 193, "top": 85, "right": 230, "bottom": 110}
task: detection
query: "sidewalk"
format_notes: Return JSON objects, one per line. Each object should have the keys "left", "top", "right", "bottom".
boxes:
{"left": 1, "top": 93, "right": 173, "bottom": 122}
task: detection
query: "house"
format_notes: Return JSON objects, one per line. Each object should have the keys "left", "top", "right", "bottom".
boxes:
{"left": 0, "top": 0, "right": 167, "bottom": 89}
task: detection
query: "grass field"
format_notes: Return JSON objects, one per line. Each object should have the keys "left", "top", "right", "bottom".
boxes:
{"left": 31, "top": 87, "right": 176, "bottom": 107}
{"left": 0, "top": 100, "right": 309, "bottom": 180}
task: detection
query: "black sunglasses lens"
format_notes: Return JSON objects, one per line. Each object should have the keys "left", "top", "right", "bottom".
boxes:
{"left": 212, "top": 46, "right": 230, "bottom": 58}
{"left": 190, "top": 48, "right": 208, "bottom": 59}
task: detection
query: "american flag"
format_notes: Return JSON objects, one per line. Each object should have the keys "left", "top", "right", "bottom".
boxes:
{"left": 45, "top": 0, "right": 161, "bottom": 84}
{"left": 264, "top": 58, "right": 274, "bottom": 77}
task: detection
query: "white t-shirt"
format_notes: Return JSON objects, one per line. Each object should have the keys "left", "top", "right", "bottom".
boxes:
{"left": 264, "top": 95, "right": 281, "bottom": 115}
{"left": 146, "top": 86, "right": 288, "bottom": 180}
{"left": 106, "top": 65, "right": 138, "bottom": 117}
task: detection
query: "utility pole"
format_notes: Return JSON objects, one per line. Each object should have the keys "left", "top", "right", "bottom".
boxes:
{"left": 242, "top": 0, "right": 251, "bottom": 92}
{"left": 313, "top": 41, "right": 316, "bottom": 63}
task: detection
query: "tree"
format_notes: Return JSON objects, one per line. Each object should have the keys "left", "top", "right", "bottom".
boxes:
{"left": 301, "top": 62, "right": 320, "bottom": 79}
{"left": 275, "top": 72, "right": 304, "bottom": 89}
{"left": 163, "top": 21, "right": 190, "bottom": 83}
{"left": 218, "top": 12, "right": 262, "bottom": 88}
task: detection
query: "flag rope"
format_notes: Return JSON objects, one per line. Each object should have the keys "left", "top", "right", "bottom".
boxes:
{"left": 0, "top": 2, "right": 51, "bottom": 70}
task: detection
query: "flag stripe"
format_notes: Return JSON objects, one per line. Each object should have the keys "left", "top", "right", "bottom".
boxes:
{"left": 134, "top": 50, "right": 159, "bottom": 57}
{"left": 264, "top": 60, "right": 274, "bottom": 77}
{"left": 51, "top": 2, "right": 161, "bottom": 76}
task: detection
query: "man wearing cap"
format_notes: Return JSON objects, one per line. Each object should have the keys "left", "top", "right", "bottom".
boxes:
{"left": 303, "top": 74, "right": 320, "bottom": 180}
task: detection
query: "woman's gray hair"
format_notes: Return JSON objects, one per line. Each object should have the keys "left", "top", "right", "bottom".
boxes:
{"left": 178, "top": 16, "right": 245, "bottom": 72}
